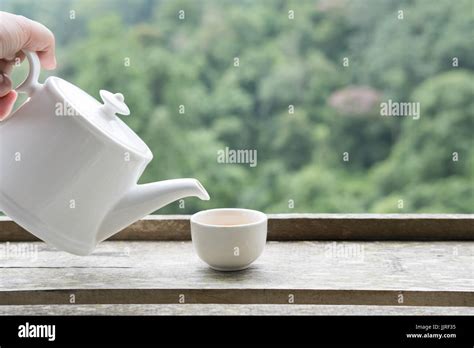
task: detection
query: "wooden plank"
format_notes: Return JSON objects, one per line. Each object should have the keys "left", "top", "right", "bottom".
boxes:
{"left": 0, "top": 304, "right": 473, "bottom": 316}
{"left": 267, "top": 214, "right": 474, "bottom": 241}
{"left": 0, "top": 241, "right": 472, "bottom": 306}
{"left": 0, "top": 214, "right": 473, "bottom": 241}
{"left": 0, "top": 289, "right": 471, "bottom": 307}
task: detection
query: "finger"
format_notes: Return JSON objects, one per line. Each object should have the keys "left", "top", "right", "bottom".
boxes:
{"left": 0, "top": 51, "right": 28, "bottom": 76}
{"left": 0, "top": 73, "right": 13, "bottom": 97}
{"left": 0, "top": 59, "right": 13, "bottom": 74}
{"left": 0, "top": 59, "right": 15, "bottom": 75}
{"left": 16, "top": 15, "right": 56, "bottom": 70}
{"left": 0, "top": 90, "right": 17, "bottom": 120}
{"left": 37, "top": 49, "right": 56, "bottom": 70}
{"left": 13, "top": 51, "right": 26, "bottom": 66}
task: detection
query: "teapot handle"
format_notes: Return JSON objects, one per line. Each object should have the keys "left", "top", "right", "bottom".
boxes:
{"left": 15, "top": 50, "right": 42, "bottom": 96}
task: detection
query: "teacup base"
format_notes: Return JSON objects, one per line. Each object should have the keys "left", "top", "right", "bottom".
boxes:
{"left": 208, "top": 263, "right": 253, "bottom": 272}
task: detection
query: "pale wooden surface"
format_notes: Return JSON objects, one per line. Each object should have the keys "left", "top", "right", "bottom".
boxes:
{"left": 1, "top": 214, "right": 473, "bottom": 241}
{"left": 0, "top": 241, "right": 472, "bottom": 309}
{"left": 0, "top": 304, "right": 473, "bottom": 316}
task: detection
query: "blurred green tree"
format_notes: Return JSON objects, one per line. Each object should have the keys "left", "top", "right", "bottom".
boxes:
{"left": 1, "top": 0, "right": 471, "bottom": 214}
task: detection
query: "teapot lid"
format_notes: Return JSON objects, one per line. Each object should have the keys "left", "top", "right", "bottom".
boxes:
{"left": 14, "top": 51, "right": 151, "bottom": 159}
{"left": 49, "top": 77, "right": 152, "bottom": 159}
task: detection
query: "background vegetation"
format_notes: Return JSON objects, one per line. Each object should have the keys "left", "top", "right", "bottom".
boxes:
{"left": 2, "top": 0, "right": 473, "bottom": 214}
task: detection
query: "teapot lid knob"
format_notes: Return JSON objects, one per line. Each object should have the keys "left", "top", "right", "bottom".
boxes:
{"left": 99, "top": 90, "right": 130, "bottom": 116}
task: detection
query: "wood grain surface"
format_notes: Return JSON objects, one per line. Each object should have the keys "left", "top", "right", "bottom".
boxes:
{"left": 1, "top": 304, "right": 472, "bottom": 316}
{"left": 0, "top": 214, "right": 473, "bottom": 241}
{"left": 0, "top": 240, "right": 472, "bottom": 308}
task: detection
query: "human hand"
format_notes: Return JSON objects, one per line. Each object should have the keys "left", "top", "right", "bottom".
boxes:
{"left": 0, "top": 11, "right": 56, "bottom": 120}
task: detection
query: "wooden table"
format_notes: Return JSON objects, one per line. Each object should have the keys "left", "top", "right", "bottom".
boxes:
{"left": 0, "top": 215, "right": 473, "bottom": 315}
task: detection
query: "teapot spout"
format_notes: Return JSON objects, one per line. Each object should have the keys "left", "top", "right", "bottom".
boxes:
{"left": 98, "top": 179, "right": 209, "bottom": 242}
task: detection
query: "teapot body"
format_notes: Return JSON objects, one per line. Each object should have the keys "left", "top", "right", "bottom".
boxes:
{"left": 0, "top": 51, "right": 209, "bottom": 256}
{"left": 0, "top": 77, "right": 151, "bottom": 255}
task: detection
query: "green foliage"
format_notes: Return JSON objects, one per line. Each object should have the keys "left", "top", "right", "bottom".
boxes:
{"left": 371, "top": 71, "right": 474, "bottom": 212}
{"left": 2, "top": 0, "right": 472, "bottom": 213}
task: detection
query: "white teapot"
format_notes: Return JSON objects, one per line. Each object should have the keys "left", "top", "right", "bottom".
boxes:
{"left": 0, "top": 51, "right": 209, "bottom": 255}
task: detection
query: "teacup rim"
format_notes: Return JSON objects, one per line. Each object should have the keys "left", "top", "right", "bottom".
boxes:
{"left": 191, "top": 208, "right": 267, "bottom": 228}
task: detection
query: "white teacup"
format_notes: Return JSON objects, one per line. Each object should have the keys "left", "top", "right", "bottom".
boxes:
{"left": 190, "top": 208, "right": 268, "bottom": 271}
